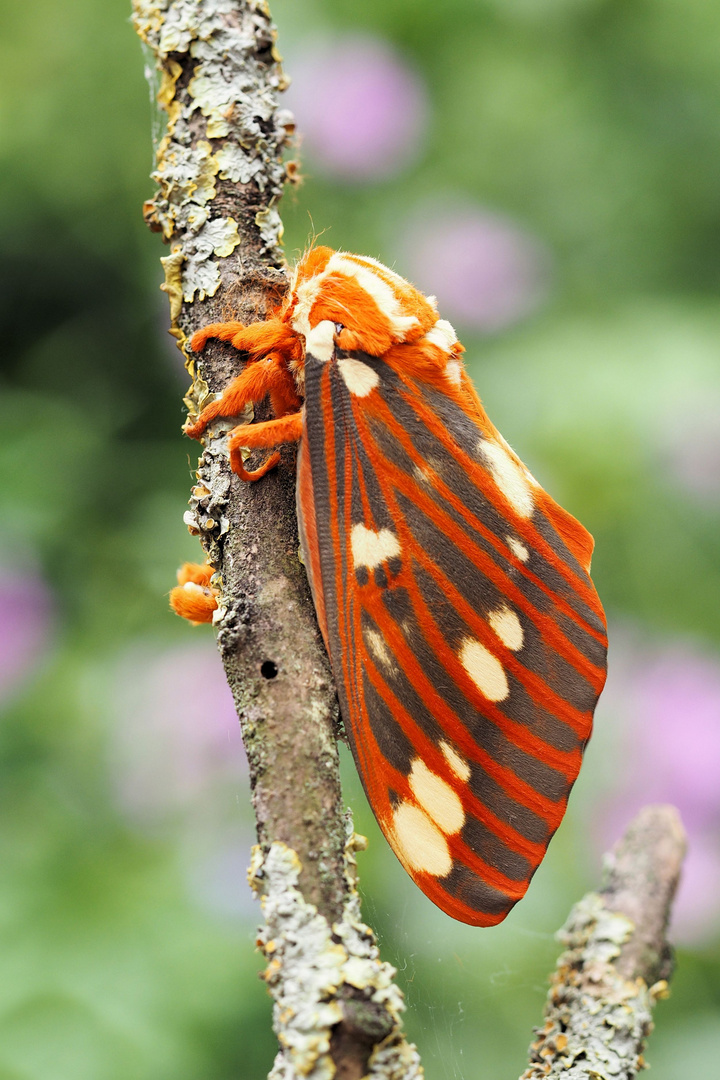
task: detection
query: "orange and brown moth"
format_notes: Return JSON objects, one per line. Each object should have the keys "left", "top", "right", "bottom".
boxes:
{"left": 172, "top": 247, "right": 608, "bottom": 926}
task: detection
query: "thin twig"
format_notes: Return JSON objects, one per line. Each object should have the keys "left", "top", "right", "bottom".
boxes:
{"left": 521, "top": 805, "right": 686, "bottom": 1079}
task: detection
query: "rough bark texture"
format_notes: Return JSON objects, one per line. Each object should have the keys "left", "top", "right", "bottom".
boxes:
{"left": 133, "top": 3, "right": 423, "bottom": 1078}
{"left": 520, "top": 805, "right": 687, "bottom": 1080}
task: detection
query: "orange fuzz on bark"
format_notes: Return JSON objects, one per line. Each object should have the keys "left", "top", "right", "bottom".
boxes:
{"left": 171, "top": 247, "right": 607, "bottom": 926}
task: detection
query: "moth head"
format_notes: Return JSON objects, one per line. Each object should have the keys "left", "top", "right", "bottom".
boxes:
{"left": 286, "top": 246, "right": 438, "bottom": 357}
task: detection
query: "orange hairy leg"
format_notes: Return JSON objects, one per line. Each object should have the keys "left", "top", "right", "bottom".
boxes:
{"left": 190, "top": 317, "right": 303, "bottom": 367}
{"left": 176, "top": 562, "right": 214, "bottom": 587}
{"left": 185, "top": 353, "right": 299, "bottom": 440}
{"left": 169, "top": 562, "right": 219, "bottom": 624}
{"left": 187, "top": 316, "right": 302, "bottom": 443}
{"left": 190, "top": 321, "right": 247, "bottom": 352}
{"left": 228, "top": 412, "right": 303, "bottom": 481}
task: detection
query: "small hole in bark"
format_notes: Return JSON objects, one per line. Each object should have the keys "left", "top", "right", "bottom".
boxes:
{"left": 261, "top": 660, "right": 278, "bottom": 679}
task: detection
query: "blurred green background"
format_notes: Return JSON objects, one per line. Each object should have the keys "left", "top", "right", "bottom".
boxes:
{"left": 1, "top": 0, "right": 719, "bottom": 1077}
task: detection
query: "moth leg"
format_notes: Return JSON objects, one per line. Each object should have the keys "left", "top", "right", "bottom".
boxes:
{"left": 227, "top": 411, "right": 303, "bottom": 482}
{"left": 185, "top": 353, "right": 291, "bottom": 440}
{"left": 169, "top": 562, "right": 219, "bottom": 624}
{"left": 190, "top": 321, "right": 247, "bottom": 352}
{"left": 191, "top": 316, "right": 301, "bottom": 362}
{"left": 269, "top": 368, "right": 302, "bottom": 418}
{"left": 177, "top": 562, "right": 214, "bottom": 587}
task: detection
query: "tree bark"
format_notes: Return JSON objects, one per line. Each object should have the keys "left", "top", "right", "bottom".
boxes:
{"left": 520, "top": 805, "right": 686, "bottom": 1080}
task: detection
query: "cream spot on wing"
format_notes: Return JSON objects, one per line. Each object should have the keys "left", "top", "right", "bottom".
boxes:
{"left": 425, "top": 318, "right": 458, "bottom": 353}
{"left": 445, "top": 360, "right": 462, "bottom": 386}
{"left": 391, "top": 801, "right": 452, "bottom": 876}
{"left": 507, "top": 536, "right": 530, "bottom": 562}
{"left": 497, "top": 431, "right": 540, "bottom": 488}
{"left": 413, "top": 465, "right": 433, "bottom": 485}
{"left": 337, "top": 357, "right": 380, "bottom": 397}
{"left": 479, "top": 440, "right": 534, "bottom": 518}
{"left": 459, "top": 638, "right": 509, "bottom": 702}
{"left": 305, "top": 319, "right": 336, "bottom": 363}
{"left": 488, "top": 605, "right": 524, "bottom": 652}
{"left": 440, "top": 740, "right": 471, "bottom": 783}
{"left": 364, "top": 628, "right": 395, "bottom": 671}
{"left": 328, "top": 254, "right": 419, "bottom": 339}
{"left": 409, "top": 759, "right": 464, "bottom": 835}
{"left": 351, "top": 524, "right": 401, "bottom": 570}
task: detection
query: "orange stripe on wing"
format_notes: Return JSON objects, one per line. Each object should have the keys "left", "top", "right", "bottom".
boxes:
{"left": 359, "top": 408, "right": 606, "bottom": 691}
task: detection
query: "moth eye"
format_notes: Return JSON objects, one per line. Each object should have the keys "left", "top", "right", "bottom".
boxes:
{"left": 334, "top": 322, "right": 344, "bottom": 334}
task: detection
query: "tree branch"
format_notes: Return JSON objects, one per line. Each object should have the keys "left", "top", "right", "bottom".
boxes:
{"left": 132, "top": 3, "right": 422, "bottom": 1077}
{"left": 520, "top": 805, "right": 686, "bottom": 1079}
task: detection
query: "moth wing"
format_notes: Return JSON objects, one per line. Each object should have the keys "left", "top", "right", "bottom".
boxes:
{"left": 298, "top": 344, "right": 607, "bottom": 926}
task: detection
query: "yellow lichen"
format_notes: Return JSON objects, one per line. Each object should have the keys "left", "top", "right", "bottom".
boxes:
{"left": 213, "top": 217, "right": 240, "bottom": 257}
{"left": 158, "top": 58, "right": 182, "bottom": 109}
{"left": 160, "top": 248, "right": 185, "bottom": 342}
{"left": 192, "top": 141, "right": 220, "bottom": 205}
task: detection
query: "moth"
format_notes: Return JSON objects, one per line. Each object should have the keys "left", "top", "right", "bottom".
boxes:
{"left": 173, "top": 247, "right": 608, "bottom": 926}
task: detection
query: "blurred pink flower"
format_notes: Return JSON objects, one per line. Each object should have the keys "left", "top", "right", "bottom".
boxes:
{"left": 0, "top": 566, "right": 54, "bottom": 707}
{"left": 663, "top": 403, "right": 720, "bottom": 501}
{"left": 184, "top": 829, "right": 258, "bottom": 921}
{"left": 110, "top": 641, "right": 246, "bottom": 822}
{"left": 286, "top": 35, "right": 428, "bottom": 181}
{"left": 595, "top": 637, "right": 720, "bottom": 944}
{"left": 398, "top": 203, "right": 549, "bottom": 331}
{"left": 630, "top": 649, "right": 720, "bottom": 828}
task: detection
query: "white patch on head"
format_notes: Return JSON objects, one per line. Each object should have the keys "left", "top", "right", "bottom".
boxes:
{"left": 351, "top": 253, "right": 410, "bottom": 289}
{"left": 488, "top": 605, "right": 524, "bottom": 652}
{"left": 507, "top": 536, "right": 530, "bottom": 562}
{"left": 445, "top": 360, "right": 462, "bottom": 386}
{"left": 337, "top": 357, "right": 380, "bottom": 397}
{"left": 391, "top": 801, "right": 452, "bottom": 876}
{"left": 305, "top": 319, "right": 336, "bottom": 363}
{"left": 459, "top": 638, "right": 509, "bottom": 702}
{"left": 425, "top": 319, "right": 458, "bottom": 353}
{"left": 413, "top": 465, "right": 433, "bottom": 485}
{"left": 478, "top": 440, "right": 534, "bottom": 518}
{"left": 440, "top": 741, "right": 471, "bottom": 783}
{"left": 291, "top": 275, "right": 323, "bottom": 338}
{"left": 364, "top": 628, "right": 395, "bottom": 671}
{"left": 351, "top": 524, "right": 401, "bottom": 570}
{"left": 409, "top": 758, "right": 464, "bottom": 835}
{"left": 328, "top": 253, "right": 419, "bottom": 339}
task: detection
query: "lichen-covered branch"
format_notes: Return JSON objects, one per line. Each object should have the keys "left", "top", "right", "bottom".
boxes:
{"left": 132, "top": 3, "right": 422, "bottom": 1077}
{"left": 520, "top": 805, "right": 686, "bottom": 1080}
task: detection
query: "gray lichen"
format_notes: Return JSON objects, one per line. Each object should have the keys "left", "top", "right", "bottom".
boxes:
{"left": 520, "top": 892, "right": 668, "bottom": 1080}
{"left": 133, "top": 0, "right": 290, "bottom": 315}
{"left": 250, "top": 829, "right": 423, "bottom": 1080}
